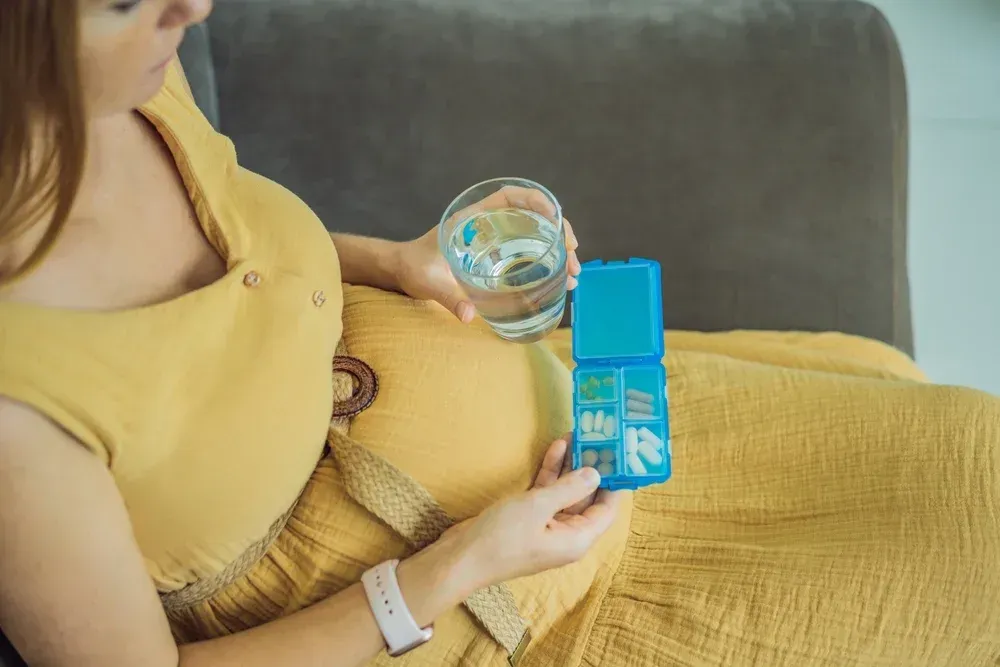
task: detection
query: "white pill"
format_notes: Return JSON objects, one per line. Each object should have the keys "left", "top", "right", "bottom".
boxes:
{"left": 626, "top": 399, "right": 654, "bottom": 415}
{"left": 599, "top": 448, "right": 615, "bottom": 463}
{"left": 594, "top": 410, "right": 605, "bottom": 433}
{"left": 637, "top": 426, "right": 662, "bottom": 447}
{"left": 580, "top": 411, "right": 594, "bottom": 433}
{"left": 602, "top": 417, "right": 617, "bottom": 438}
{"left": 581, "top": 449, "right": 599, "bottom": 467}
{"left": 580, "top": 432, "right": 604, "bottom": 441}
{"left": 597, "top": 462, "right": 614, "bottom": 477}
{"left": 625, "top": 427, "right": 639, "bottom": 454}
{"left": 626, "top": 388, "right": 654, "bottom": 403}
{"left": 626, "top": 452, "right": 647, "bottom": 475}
{"left": 637, "top": 439, "right": 663, "bottom": 466}
{"left": 627, "top": 411, "right": 652, "bottom": 420}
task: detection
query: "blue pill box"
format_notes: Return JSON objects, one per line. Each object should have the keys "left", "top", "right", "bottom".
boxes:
{"left": 570, "top": 258, "right": 672, "bottom": 490}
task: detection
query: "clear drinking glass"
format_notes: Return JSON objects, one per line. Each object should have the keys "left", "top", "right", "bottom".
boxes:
{"left": 438, "top": 177, "right": 568, "bottom": 343}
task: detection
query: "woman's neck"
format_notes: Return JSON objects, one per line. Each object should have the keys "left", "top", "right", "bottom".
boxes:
{"left": 0, "top": 111, "right": 139, "bottom": 286}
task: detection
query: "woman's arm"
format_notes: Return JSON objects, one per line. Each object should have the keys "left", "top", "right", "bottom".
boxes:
{"left": 328, "top": 192, "right": 581, "bottom": 321}
{"left": 329, "top": 233, "right": 403, "bottom": 293}
{"left": 0, "top": 398, "right": 474, "bottom": 667}
{"left": 0, "top": 398, "right": 617, "bottom": 667}
{"left": 181, "top": 541, "right": 471, "bottom": 667}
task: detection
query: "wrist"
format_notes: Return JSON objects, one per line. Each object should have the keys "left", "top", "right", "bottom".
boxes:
{"left": 396, "top": 536, "right": 483, "bottom": 627}
{"left": 383, "top": 238, "right": 410, "bottom": 294}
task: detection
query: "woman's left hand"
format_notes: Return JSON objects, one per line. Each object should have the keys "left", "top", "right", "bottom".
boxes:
{"left": 393, "top": 188, "right": 582, "bottom": 323}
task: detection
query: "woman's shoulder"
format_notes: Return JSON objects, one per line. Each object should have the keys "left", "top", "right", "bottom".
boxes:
{"left": 0, "top": 395, "right": 105, "bottom": 465}
{"left": 0, "top": 372, "right": 112, "bottom": 466}
{"left": 138, "top": 58, "right": 233, "bottom": 176}
{"left": 148, "top": 58, "right": 206, "bottom": 121}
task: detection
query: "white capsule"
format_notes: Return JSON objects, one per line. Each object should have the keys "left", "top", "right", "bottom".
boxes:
{"left": 602, "top": 417, "right": 617, "bottom": 438}
{"left": 626, "top": 399, "right": 654, "bottom": 415}
{"left": 581, "top": 449, "right": 599, "bottom": 467}
{"left": 636, "top": 439, "right": 663, "bottom": 466}
{"left": 637, "top": 426, "right": 662, "bottom": 447}
{"left": 626, "top": 452, "right": 647, "bottom": 475}
{"left": 580, "top": 411, "right": 594, "bottom": 433}
{"left": 626, "top": 411, "right": 652, "bottom": 420}
{"left": 593, "top": 410, "right": 605, "bottom": 433}
{"left": 626, "top": 388, "right": 654, "bottom": 403}
{"left": 579, "top": 432, "right": 605, "bottom": 441}
{"left": 625, "top": 427, "right": 639, "bottom": 454}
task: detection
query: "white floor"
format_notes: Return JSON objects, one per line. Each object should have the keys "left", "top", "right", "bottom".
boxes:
{"left": 867, "top": 0, "right": 1000, "bottom": 395}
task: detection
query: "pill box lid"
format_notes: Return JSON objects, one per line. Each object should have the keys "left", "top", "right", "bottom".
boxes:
{"left": 571, "top": 258, "right": 664, "bottom": 364}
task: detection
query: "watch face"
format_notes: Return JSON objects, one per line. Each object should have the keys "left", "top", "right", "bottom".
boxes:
{"left": 388, "top": 626, "right": 434, "bottom": 657}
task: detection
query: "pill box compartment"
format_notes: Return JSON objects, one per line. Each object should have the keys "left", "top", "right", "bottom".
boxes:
{"left": 575, "top": 369, "right": 618, "bottom": 404}
{"left": 623, "top": 421, "right": 670, "bottom": 477}
{"left": 570, "top": 257, "right": 671, "bottom": 491}
{"left": 622, "top": 366, "right": 665, "bottom": 420}
{"left": 575, "top": 403, "right": 620, "bottom": 442}
{"left": 578, "top": 445, "right": 622, "bottom": 478}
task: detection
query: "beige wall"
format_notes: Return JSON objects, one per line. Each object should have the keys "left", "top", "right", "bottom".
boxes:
{"left": 871, "top": 0, "right": 1000, "bottom": 395}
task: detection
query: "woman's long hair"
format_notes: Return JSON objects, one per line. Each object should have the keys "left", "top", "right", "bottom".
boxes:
{"left": 0, "top": 0, "right": 86, "bottom": 283}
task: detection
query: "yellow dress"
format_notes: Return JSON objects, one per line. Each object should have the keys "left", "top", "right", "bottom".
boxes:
{"left": 1, "top": 63, "right": 998, "bottom": 666}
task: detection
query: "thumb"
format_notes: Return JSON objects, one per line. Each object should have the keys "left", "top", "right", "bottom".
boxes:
{"left": 531, "top": 467, "right": 601, "bottom": 515}
{"left": 433, "top": 281, "right": 475, "bottom": 324}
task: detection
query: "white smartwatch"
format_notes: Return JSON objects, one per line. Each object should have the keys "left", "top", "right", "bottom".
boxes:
{"left": 362, "top": 560, "right": 434, "bottom": 657}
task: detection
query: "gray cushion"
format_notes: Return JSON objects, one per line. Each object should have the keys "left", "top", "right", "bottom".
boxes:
{"left": 203, "top": 0, "right": 912, "bottom": 353}
{"left": 177, "top": 21, "right": 220, "bottom": 130}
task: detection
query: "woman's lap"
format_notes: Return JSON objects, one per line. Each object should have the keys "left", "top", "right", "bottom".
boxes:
{"left": 554, "top": 332, "right": 1000, "bottom": 666}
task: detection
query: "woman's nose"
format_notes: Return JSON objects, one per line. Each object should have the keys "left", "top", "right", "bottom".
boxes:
{"left": 162, "top": 0, "right": 214, "bottom": 30}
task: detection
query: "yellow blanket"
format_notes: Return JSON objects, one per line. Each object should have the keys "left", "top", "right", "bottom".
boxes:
{"left": 543, "top": 329, "right": 1000, "bottom": 666}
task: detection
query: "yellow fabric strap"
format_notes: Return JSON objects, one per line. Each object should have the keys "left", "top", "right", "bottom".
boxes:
{"left": 327, "top": 428, "right": 530, "bottom": 659}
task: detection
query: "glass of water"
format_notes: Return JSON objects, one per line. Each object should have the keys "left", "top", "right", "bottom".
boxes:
{"left": 438, "top": 177, "right": 568, "bottom": 343}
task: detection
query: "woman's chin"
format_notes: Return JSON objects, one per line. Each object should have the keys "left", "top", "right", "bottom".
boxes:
{"left": 143, "top": 66, "right": 170, "bottom": 99}
{"left": 124, "top": 68, "right": 170, "bottom": 112}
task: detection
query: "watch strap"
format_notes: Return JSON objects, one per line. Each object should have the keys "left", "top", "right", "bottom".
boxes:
{"left": 362, "top": 560, "right": 434, "bottom": 656}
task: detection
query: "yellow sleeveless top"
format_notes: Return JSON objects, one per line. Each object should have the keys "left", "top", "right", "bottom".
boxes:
{"left": 0, "top": 63, "right": 344, "bottom": 591}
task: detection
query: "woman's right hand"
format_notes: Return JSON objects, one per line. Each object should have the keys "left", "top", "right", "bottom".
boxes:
{"left": 438, "top": 436, "right": 624, "bottom": 593}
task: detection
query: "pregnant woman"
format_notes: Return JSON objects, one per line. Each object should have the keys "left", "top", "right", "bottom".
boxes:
{"left": 2, "top": 2, "right": 999, "bottom": 666}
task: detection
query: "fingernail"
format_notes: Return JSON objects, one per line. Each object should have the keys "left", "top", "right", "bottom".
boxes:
{"left": 459, "top": 303, "right": 474, "bottom": 323}
{"left": 578, "top": 467, "right": 600, "bottom": 485}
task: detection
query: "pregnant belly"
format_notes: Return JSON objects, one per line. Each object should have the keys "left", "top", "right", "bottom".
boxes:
{"left": 342, "top": 285, "right": 573, "bottom": 517}
{"left": 338, "top": 286, "right": 633, "bottom": 656}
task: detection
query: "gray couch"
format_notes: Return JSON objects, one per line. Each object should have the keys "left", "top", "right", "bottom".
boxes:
{"left": 0, "top": 0, "right": 909, "bottom": 664}
{"left": 180, "top": 0, "right": 911, "bottom": 353}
